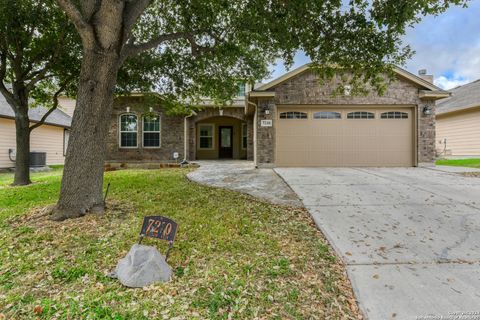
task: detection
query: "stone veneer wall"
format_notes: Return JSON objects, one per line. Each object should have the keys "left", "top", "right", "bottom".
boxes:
{"left": 417, "top": 100, "right": 436, "bottom": 164}
{"left": 254, "top": 70, "right": 436, "bottom": 166}
{"left": 255, "top": 99, "right": 276, "bottom": 167}
{"left": 106, "top": 98, "right": 185, "bottom": 162}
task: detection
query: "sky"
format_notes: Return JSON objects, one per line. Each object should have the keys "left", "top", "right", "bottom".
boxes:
{"left": 268, "top": 0, "right": 480, "bottom": 90}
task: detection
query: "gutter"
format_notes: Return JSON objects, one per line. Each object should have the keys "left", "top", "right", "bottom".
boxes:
{"left": 436, "top": 104, "right": 480, "bottom": 117}
{"left": 247, "top": 100, "right": 258, "bottom": 168}
{"left": 181, "top": 110, "right": 197, "bottom": 164}
{"left": 0, "top": 114, "right": 71, "bottom": 129}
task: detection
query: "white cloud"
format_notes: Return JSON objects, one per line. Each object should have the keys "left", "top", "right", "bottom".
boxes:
{"left": 268, "top": 0, "right": 480, "bottom": 86}
{"left": 434, "top": 75, "right": 470, "bottom": 90}
{"left": 403, "top": 0, "right": 480, "bottom": 85}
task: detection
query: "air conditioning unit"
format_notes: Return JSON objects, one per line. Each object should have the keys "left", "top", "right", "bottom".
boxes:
{"left": 30, "top": 152, "right": 46, "bottom": 167}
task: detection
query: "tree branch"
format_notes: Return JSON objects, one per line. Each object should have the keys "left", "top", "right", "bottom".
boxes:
{"left": 0, "top": 52, "right": 6, "bottom": 81}
{"left": 121, "top": 31, "right": 192, "bottom": 60}
{"left": 29, "top": 78, "right": 71, "bottom": 132}
{"left": 57, "top": 0, "right": 95, "bottom": 49}
{"left": 25, "top": 27, "right": 69, "bottom": 91}
{"left": 0, "top": 53, "right": 16, "bottom": 104}
{"left": 185, "top": 34, "right": 217, "bottom": 57}
{"left": 122, "top": 0, "right": 151, "bottom": 42}
{"left": 80, "top": 0, "right": 99, "bottom": 22}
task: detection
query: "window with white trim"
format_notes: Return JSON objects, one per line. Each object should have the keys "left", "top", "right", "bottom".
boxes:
{"left": 347, "top": 111, "right": 375, "bottom": 119}
{"left": 199, "top": 124, "right": 214, "bottom": 149}
{"left": 119, "top": 114, "right": 138, "bottom": 147}
{"left": 143, "top": 115, "right": 160, "bottom": 147}
{"left": 313, "top": 111, "right": 341, "bottom": 119}
{"left": 242, "top": 123, "right": 247, "bottom": 149}
{"left": 238, "top": 84, "right": 246, "bottom": 97}
{"left": 380, "top": 111, "right": 408, "bottom": 119}
{"left": 279, "top": 111, "right": 308, "bottom": 119}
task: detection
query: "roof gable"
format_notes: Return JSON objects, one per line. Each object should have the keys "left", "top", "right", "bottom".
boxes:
{"left": 256, "top": 63, "right": 446, "bottom": 93}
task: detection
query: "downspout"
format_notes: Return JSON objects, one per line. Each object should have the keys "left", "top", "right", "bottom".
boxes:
{"left": 247, "top": 100, "right": 258, "bottom": 168}
{"left": 181, "top": 110, "right": 197, "bottom": 165}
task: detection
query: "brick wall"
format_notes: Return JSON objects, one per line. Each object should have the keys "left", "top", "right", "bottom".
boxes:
{"left": 417, "top": 100, "right": 436, "bottom": 164}
{"left": 254, "top": 70, "right": 436, "bottom": 166}
{"left": 106, "top": 97, "right": 185, "bottom": 162}
{"left": 255, "top": 99, "right": 276, "bottom": 167}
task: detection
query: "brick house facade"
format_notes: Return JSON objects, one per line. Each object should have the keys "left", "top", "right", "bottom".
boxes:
{"left": 106, "top": 64, "right": 446, "bottom": 168}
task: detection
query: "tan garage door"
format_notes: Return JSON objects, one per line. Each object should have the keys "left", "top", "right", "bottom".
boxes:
{"left": 276, "top": 107, "right": 415, "bottom": 167}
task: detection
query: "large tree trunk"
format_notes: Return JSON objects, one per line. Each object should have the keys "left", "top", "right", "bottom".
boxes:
{"left": 51, "top": 50, "right": 120, "bottom": 221}
{"left": 13, "top": 111, "right": 31, "bottom": 186}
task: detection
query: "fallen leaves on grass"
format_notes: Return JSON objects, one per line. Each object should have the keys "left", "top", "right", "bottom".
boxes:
{"left": 0, "top": 168, "right": 361, "bottom": 319}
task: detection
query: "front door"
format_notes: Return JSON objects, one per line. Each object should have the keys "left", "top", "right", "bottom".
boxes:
{"left": 219, "top": 126, "right": 233, "bottom": 158}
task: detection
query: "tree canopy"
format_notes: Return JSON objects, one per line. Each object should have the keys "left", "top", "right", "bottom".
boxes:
{"left": 52, "top": 0, "right": 469, "bottom": 219}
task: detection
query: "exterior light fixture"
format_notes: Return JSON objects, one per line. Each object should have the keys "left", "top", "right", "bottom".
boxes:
{"left": 219, "top": 109, "right": 224, "bottom": 116}
{"left": 126, "top": 107, "right": 130, "bottom": 112}
{"left": 423, "top": 106, "right": 432, "bottom": 115}
{"left": 262, "top": 105, "right": 270, "bottom": 115}
{"left": 344, "top": 85, "right": 352, "bottom": 96}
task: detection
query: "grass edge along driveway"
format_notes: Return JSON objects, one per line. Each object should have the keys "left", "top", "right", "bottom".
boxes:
{"left": 436, "top": 158, "right": 480, "bottom": 168}
{"left": 0, "top": 168, "right": 360, "bottom": 319}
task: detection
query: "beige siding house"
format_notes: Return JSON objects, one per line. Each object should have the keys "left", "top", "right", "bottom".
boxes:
{"left": 436, "top": 80, "right": 480, "bottom": 157}
{"left": 0, "top": 94, "right": 72, "bottom": 169}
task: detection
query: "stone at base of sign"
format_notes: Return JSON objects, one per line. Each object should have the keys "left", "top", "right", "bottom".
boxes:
{"left": 113, "top": 244, "right": 172, "bottom": 288}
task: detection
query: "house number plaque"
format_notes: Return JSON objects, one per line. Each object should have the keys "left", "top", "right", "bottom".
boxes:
{"left": 138, "top": 216, "right": 178, "bottom": 260}
{"left": 260, "top": 120, "right": 273, "bottom": 127}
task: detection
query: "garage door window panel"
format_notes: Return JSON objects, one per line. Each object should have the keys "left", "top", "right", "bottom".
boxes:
{"left": 279, "top": 111, "right": 308, "bottom": 119}
{"left": 347, "top": 111, "right": 375, "bottom": 119}
{"left": 313, "top": 111, "right": 341, "bottom": 119}
{"left": 381, "top": 111, "right": 408, "bottom": 119}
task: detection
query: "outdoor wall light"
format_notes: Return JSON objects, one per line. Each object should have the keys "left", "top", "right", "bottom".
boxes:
{"left": 219, "top": 109, "right": 224, "bottom": 116}
{"left": 126, "top": 107, "right": 130, "bottom": 112}
{"left": 423, "top": 106, "right": 432, "bottom": 115}
{"left": 262, "top": 105, "right": 270, "bottom": 115}
{"left": 344, "top": 85, "right": 352, "bottom": 96}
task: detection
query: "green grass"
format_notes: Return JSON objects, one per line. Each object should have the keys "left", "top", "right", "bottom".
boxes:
{"left": 0, "top": 168, "right": 358, "bottom": 319}
{"left": 436, "top": 158, "right": 480, "bottom": 168}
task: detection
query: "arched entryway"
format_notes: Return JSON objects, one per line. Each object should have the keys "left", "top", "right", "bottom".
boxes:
{"left": 195, "top": 116, "right": 247, "bottom": 160}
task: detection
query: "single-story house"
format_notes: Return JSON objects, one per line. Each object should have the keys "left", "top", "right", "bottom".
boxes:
{"left": 106, "top": 64, "right": 448, "bottom": 168}
{"left": 0, "top": 94, "right": 72, "bottom": 169}
{"left": 436, "top": 80, "right": 480, "bottom": 157}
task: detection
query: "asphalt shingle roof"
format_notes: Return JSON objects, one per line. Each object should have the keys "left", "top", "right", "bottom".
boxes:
{"left": 0, "top": 92, "right": 72, "bottom": 128}
{"left": 436, "top": 79, "right": 480, "bottom": 115}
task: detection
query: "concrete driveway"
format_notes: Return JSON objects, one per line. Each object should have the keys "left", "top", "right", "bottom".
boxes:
{"left": 275, "top": 167, "right": 480, "bottom": 320}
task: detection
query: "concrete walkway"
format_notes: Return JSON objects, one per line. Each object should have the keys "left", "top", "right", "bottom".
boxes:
{"left": 187, "top": 161, "right": 302, "bottom": 207}
{"left": 276, "top": 167, "right": 480, "bottom": 320}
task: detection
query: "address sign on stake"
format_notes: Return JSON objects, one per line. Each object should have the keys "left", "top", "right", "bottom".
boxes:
{"left": 139, "top": 216, "right": 178, "bottom": 260}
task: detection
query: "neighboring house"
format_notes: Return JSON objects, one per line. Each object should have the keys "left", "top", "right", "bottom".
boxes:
{"left": 436, "top": 80, "right": 480, "bottom": 157}
{"left": 106, "top": 64, "right": 448, "bottom": 168}
{"left": 0, "top": 94, "right": 72, "bottom": 169}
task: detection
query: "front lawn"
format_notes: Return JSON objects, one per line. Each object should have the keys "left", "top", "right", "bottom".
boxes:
{"left": 0, "top": 168, "right": 359, "bottom": 319}
{"left": 436, "top": 158, "right": 480, "bottom": 168}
